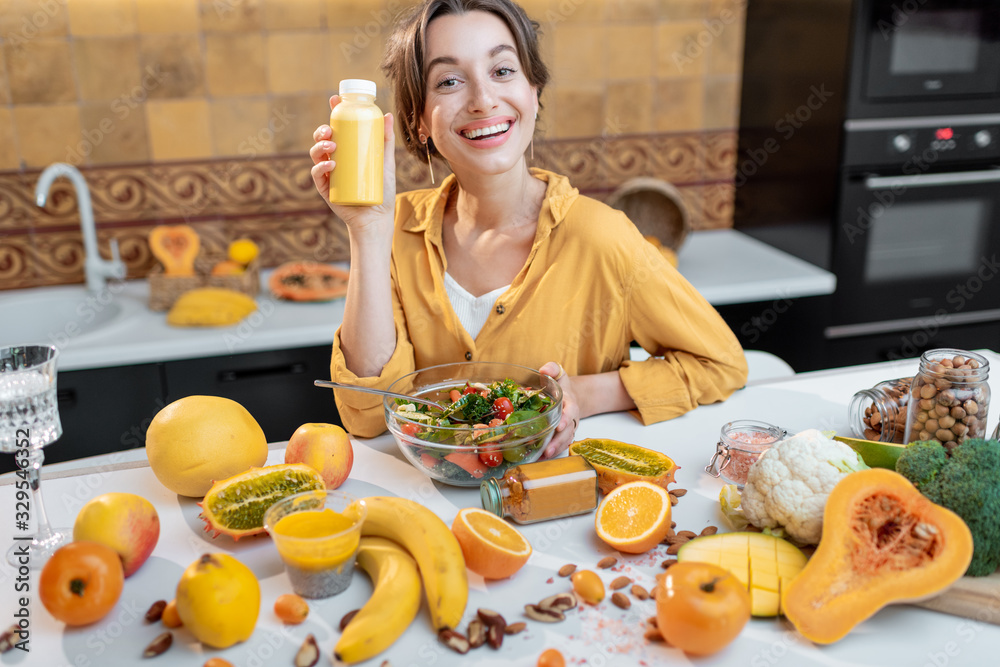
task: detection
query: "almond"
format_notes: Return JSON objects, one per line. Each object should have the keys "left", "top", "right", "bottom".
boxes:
{"left": 558, "top": 563, "right": 577, "bottom": 577}
{"left": 660, "top": 558, "right": 678, "bottom": 569}
{"left": 672, "top": 488, "right": 688, "bottom": 497}
{"left": 504, "top": 622, "right": 527, "bottom": 635}
{"left": 611, "top": 592, "right": 631, "bottom": 610}
{"left": 631, "top": 584, "right": 650, "bottom": 600}
{"left": 666, "top": 543, "right": 682, "bottom": 555}
{"left": 676, "top": 530, "right": 697, "bottom": 539}
{"left": 700, "top": 526, "right": 719, "bottom": 536}
{"left": 596, "top": 556, "right": 618, "bottom": 569}
{"left": 609, "top": 576, "right": 631, "bottom": 590}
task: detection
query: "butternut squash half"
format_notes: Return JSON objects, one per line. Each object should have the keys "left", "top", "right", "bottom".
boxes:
{"left": 782, "top": 468, "right": 973, "bottom": 644}
{"left": 149, "top": 224, "right": 199, "bottom": 276}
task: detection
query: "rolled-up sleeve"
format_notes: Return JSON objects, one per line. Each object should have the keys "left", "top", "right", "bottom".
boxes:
{"left": 618, "top": 241, "right": 748, "bottom": 425}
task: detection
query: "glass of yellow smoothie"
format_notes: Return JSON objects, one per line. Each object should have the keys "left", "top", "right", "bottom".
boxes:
{"left": 264, "top": 490, "right": 367, "bottom": 599}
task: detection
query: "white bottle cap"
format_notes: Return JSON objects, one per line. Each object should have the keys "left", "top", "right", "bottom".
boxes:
{"left": 339, "top": 79, "right": 377, "bottom": 97}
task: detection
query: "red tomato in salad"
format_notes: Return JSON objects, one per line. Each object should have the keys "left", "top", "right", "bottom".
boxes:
{"left": 492, "top": 397, "right": 514, "bottom": 421}
{"left": 401, "top": 422, "right": 421, "bottom": 437}
{"left": 462, "top": 384, "right": 478, "bottom": 396}
{"left": 479, "top": 448, "right": 503, "bottom": 467}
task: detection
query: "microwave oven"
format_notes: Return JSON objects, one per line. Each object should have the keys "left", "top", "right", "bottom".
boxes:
{"left": 847, "top": 0, "right": 1000, "bottom": 119}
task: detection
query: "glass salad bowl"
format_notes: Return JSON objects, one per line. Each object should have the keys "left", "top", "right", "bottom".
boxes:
{"left": 384, "top": 362, "right": 563, "bottom": 487}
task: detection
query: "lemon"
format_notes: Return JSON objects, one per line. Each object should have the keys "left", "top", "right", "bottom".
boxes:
{"left": 176, "top": 553, "right": 260, "bottom": 648}
{"left": 146, "top": 395, "right": 268, "bottom": 497}
{"left": 228, "top": 238, "right": 259, "bottom": 265}
{"left": 199, "top": 464, "right": 325, "bottom": 540}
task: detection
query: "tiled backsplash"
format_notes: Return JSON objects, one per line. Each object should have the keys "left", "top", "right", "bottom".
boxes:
{"left": 0, "top": 0, "right": 744, "bottom": 289}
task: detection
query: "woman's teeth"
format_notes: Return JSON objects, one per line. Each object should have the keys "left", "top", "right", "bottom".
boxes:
{"left": 462, "top": 122, "right": 511, "bottom": 140}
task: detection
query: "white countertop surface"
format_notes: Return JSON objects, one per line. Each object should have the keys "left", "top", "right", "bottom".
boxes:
{"left": 1, "top": 352, "right": 996, "bottom": 666}
{"left": 0, "top": 229, "right": 834, "bottom": 371}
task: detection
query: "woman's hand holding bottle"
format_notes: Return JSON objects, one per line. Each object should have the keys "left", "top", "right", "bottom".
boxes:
{"left": 309, "top": 94, "right": 397, "bottom": 241}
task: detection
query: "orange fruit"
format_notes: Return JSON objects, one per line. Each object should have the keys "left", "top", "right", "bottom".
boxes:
{"left": 451, "top": 507, "right": 532, "bottom": 579}
{"left": 594, "top": 480, "right": 672, "bottom": 554}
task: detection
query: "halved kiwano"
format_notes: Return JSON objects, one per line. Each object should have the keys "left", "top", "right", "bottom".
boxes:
{"left": 269, "top": 261, "right": 349, "bottom": 302}
{"left": 677, "top": 531, "right": 807, "bottom": 617}
{"left": 198, "top": 463, "right": 325, "bottom": 540}
{"left": 568, "top": 438, "right": 678, "bottom": 495}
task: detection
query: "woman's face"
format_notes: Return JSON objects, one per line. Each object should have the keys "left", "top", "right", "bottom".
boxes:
{"left": 420, "top": 10, "right": 538, "bottom": 178}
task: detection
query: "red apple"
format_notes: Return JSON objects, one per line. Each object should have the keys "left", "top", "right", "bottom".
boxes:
{"left": 73, "top": 492, "right": 160, "bottom": 577}
{"left": 285, "top": 423, "right": 354, "bottom": 489}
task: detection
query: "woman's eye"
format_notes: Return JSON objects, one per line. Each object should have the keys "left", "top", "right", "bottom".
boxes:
{"left": 495, "top": 67, "right": 516, "bottom": 77}
{"left": 436, "top": 77, "right": 459, "bottom": 89}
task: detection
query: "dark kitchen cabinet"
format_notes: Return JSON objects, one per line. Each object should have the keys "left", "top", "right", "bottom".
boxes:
{"left": 163, "top": 345, "right": 341, "bottom": 444}
{"left": 0, "top": 363, "right": 166, "bottom": 475}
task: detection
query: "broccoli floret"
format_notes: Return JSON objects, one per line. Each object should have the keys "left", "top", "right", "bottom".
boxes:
{"left": 896, "top": 438, "right": 1000, "bottom": 576}
{"left": 895, "top": 439, "right": 948, "bottom": 488}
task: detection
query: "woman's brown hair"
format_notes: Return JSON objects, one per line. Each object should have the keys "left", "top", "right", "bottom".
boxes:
{"left": 381, "top": 0, "right": 549, "bottom": 160}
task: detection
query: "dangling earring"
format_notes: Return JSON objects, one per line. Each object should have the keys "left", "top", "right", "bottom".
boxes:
{"left": 420, "top": 134, "right": 435, "bottom": 185}
{"left": 530, "top": 111, "right": 537, "bottom": 161}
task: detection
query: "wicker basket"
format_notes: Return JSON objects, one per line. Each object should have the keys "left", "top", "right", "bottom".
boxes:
{"left": 148, "top": 254, "right": 260, "bottom": 311}
{"left": 605, "top": 177, "right": 691, "bottom": 252}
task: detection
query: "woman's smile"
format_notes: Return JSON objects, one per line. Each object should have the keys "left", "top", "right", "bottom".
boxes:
{"left": 458, "top": 117, "right": 515, "bottom": 148}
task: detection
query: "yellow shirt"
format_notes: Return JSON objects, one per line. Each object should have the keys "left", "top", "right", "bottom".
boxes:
{"left": 330, "top": 169, "right": 748, "bottom": 437}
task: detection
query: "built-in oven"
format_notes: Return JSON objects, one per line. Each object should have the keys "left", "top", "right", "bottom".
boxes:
{"left": 828, "top": 109, "right": 1000, "bottom": 345}
{"left": 847, "top": 0, "right": 1000, "bottom": 119}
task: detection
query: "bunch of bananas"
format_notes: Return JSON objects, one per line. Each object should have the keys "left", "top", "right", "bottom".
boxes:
{"left": 166, "top": 287, "right": 257, "bottom": 327}
{"left": 334, "top": 496, "right": 469, "bottom": 664}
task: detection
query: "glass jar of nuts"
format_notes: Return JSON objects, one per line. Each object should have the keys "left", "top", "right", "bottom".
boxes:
{"left": 849, "top": 377, "right": 913, "bottom": 443}
{"left": 902, "top": 349, "right": 991, "bottom": 449}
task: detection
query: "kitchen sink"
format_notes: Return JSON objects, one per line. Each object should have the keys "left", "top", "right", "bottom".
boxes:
{"left": 0, "top": 286, "right": 138, "bottom": 346}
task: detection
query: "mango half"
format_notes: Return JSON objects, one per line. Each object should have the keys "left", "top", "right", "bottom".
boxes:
{"left": 677, "top": 531, "right": 807, "bottom": 616}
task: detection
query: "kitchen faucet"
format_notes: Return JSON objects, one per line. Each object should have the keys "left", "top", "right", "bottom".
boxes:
{"left": 35, "top": 163, "right": 126, "bottom": 293}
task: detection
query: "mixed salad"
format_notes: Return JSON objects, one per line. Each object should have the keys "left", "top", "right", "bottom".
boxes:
{"left": 393, "top": 378, "right": 556, "bottom": 481}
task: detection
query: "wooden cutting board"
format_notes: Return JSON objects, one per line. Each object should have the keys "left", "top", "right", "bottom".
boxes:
{"left": 911, "top": 571, "right": 1000, "bottom": 625}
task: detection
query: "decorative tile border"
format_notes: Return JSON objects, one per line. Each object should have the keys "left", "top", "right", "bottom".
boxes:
{"left": 0, "top": 130, "right": 736, "bottom": 290}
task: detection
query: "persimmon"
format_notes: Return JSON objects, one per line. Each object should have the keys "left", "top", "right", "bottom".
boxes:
{"left": 655, "top": 561, "right": 750, "bottom": 655}
{"left": 39, "top": 542, "right": 125, "bottom": 626}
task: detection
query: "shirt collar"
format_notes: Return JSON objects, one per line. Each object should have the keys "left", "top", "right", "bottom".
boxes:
{"left": 400, "top": 168, "right": 579, "bottom": 236}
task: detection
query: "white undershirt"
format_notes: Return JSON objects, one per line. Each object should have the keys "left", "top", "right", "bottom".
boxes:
{"left": 444, "top": 271, "right": 509, "bottom": 340}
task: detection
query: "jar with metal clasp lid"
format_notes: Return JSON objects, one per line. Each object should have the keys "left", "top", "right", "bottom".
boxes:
{"left": 705, "top": 420, "right": 787, "bottom": 488}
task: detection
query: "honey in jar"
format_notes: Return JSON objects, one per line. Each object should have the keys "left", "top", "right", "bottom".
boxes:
{"left": 480, "top": 455, "right": 599, "bottom": 524}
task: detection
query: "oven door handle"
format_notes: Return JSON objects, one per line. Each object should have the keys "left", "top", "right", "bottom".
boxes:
{"left": 865, "top": 169, "right": 1000, "bottom": 190}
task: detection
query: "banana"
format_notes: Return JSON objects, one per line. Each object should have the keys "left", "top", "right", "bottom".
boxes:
{"left": 360, "top": 496, "right": 468, "bottom": 631}
{"left": 334, "top": 536, "right": 421, "bottom": 664}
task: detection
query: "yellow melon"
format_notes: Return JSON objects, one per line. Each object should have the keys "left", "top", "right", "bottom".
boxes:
{"left": 146, "top": 395, "right": 268, "bottom": 497}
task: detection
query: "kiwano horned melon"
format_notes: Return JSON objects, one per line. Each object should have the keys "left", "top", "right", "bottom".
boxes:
{"left": 199, "top": 464, "right": 325, "bottom": 540}
{"left": 146, "top": 395, "right": 268, "bottom": 497}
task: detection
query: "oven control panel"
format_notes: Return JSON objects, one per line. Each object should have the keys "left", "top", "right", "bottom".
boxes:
{"left": 842, "top": 120, "right": 1000, "bottom": 168}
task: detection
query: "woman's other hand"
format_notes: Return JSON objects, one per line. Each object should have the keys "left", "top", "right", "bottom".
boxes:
{"left": 540, "top": 361, "right": 579, "bottom": 459}
{"left": 309, "top": 95, "right": 397, "bottom": 237}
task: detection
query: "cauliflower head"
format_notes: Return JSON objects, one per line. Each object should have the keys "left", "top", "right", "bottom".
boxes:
{"left": 741, "top": 428, "right": 869, "bottom": 544}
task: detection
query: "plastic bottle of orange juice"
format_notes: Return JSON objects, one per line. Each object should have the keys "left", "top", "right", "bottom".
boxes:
{"left": 329, "top": 79, "right": 384, "bottom": 206}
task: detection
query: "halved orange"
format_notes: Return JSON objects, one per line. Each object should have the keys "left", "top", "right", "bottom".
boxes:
{"left": 594, "top": 480, "right": 672, "bottom": 554}
{"left": 451, "top": 507, "right": 532, "bottom": 579}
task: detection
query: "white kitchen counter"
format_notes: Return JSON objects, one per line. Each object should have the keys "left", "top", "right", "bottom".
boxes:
{"left": 0, "top": 230, "right": 834, "bottom": 371}
{"left": 1, "top": 352, "right": 996, "bottom": 666}
{"left": 676, "top": 229, "right": 836, "bottom": 305}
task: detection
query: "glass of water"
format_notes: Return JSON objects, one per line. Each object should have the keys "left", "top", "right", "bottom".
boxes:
{"left": 2, "top": 345, "right": 70, "bottom": 568}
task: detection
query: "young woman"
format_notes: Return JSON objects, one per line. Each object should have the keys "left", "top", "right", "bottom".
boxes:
{"left": 309, "top": 0, "right": 747, "bottom": 457}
